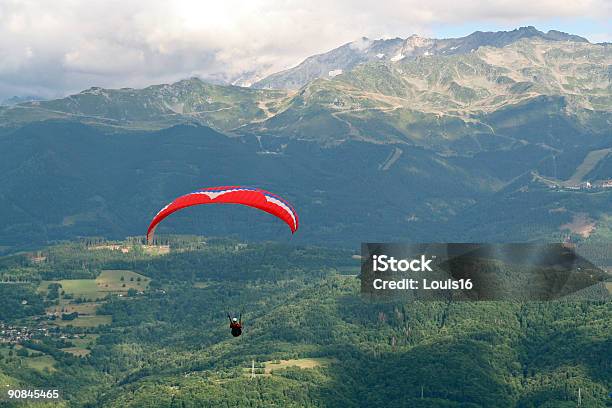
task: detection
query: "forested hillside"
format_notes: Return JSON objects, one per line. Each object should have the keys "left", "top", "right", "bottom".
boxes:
{"left": 0, "top": 238, "right": 609, "bottom": 407}
{"left": 1, "top": 120, "right": 610, "bottom": 253}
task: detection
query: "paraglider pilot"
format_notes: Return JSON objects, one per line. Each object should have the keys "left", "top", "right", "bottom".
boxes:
{"left": 228, "top": 313, "right": 242, "bottom": 337}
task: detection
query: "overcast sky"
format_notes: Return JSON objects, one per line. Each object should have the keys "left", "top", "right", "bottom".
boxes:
{"left": 0, "top": 0, "right": 610, "bottom": 100}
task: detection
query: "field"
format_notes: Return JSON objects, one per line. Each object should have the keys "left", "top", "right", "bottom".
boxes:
{"left": 0, "top": 346, "right": 57, "bottom": 372}
{"left": 43, "top": 279, "right": 99, "bottom": 300}
{"left": 244, "top": 358, "right": 333, "bottom": 377}
{"left": 61, "top": 335, "right": 98, "bottom": 357}
{"left": 39, "top": 270, "right": 150, "bottom": 301}
{"left": 35, "top": 270, "right": 149, "bottom": 333}
{"left": 264, "top": 358, "right": 332, "bottom": 374}
{"left": 61, "top": 347, "right": 91, "bottom": 357}
{"left": 47, "top": 302, "right": 102, "bottom": 315}
{"left": 24, "top": 354, "right": 57, "bottom": 372}
{"left": 96, "top": 270, "right": 150, "bottom": 292}
{"left": 53, "top": 315, "right": 112, "bottom": 328}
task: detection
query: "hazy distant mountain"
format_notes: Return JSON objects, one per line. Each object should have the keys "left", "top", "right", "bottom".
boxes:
{"left": 252, "top": 26, "right": 589, "bottom": 90}
{"left": 0, "top": 79, "right": 288, "bottom": 131}
{"left": 0, "top": 95, "right": 45, "bottom": 106}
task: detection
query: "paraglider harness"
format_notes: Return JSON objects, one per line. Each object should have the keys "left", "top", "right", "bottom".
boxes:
{"left": 228, "top": 313, "right": 242, "bottom": 337}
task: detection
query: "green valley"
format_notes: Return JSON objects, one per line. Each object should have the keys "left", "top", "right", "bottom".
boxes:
{"left": 0, "top": 238, "right": 609, "bottom": 407}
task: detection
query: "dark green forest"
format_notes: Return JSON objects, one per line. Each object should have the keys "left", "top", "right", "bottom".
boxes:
{"left": 0, "top": 238, "right": 609, "bottom": 407}
{"left": 1, "top": 121, "right": 610, "bottom": 254}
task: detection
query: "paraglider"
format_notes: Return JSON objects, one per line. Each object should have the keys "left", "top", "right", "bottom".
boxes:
{"left": 146, "top": 186, "right": 299, "bottom": 243}
{"left": 146, "top": 186, "right": 299, "bottom": 338}
{"left": 228, "top": 313, "right": 242, "bottom": 337}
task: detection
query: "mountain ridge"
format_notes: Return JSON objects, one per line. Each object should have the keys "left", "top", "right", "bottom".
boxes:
{"left": 1, "top": 36, "right": 609, "bottom": 153}
{"left": 252, "top": 26, "right": 590, "bottom": 90}
{"left": 245, "top": 38, "right": 611, "bottom": 147}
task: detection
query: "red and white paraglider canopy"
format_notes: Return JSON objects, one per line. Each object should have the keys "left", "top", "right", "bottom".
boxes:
{"left": 146, "top": 186, "right": 299, "bottom": 243}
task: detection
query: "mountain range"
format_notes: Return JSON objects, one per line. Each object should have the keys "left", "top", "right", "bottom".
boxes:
{"left": 251, "top": 26, "right": 589, "bottom": 89}
{"left": 0, "top": 27, "right": 610, "bottom": 251}
{"left": 2, "top": 27, "right": 609, "bottom": 147}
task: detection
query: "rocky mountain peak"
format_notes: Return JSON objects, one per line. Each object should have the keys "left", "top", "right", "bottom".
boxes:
{"left": 252, "top": 26, "right": 591, "bottom": 90}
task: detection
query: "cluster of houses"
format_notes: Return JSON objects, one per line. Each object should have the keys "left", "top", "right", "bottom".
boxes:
{"left": 0, "top": 321, "right": 81, "bottom": 345}
{"left": 0, "top": 312, "right": 83, "bottom": 345}
{"left": 0, "top": 323, "right": 47, "bottom": 344}
{"left": 550, "top": 179, "right": 612, "bottom": 191}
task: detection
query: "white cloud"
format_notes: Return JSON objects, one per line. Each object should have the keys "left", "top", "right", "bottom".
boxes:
{"left": 0, "top": 0, "right": 609, "bottom": 99}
